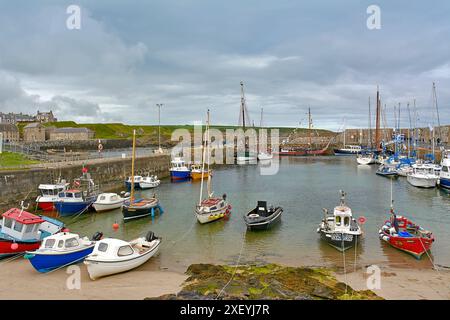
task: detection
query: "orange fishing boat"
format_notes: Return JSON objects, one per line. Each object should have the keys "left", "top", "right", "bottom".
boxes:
{"left": 190, "top": 164, "right": 211, "bottom": 180}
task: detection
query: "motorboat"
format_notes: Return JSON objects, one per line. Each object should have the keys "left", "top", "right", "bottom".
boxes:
{"left": 190, "top": 164, "right": 211, "bottom": 180}
{"left": 0, "top": 205, "right": 64, "bottom": 258}
{"left": 84, "top": 231, "right": 161, "bottom": 280}
{"left": 170, "top": 157, "right": 191, "bottom": 180}
{"left": 317, "top": 191, "right": 362, "bottom": 252}
{"left": 36, "top": 180, "right": 70, "bottom": 211}
{"left": 125, "top": 176, "right": 143, "bottom": 190}
{"left": 257, "top": 152, "right": 273, "bottom": 160}
{"left": 356, "top": 152, "right": 376, "bottom": 165}
{"left": 379, "top": 208, "right": 434, "bottom": 259}
{"left": 376, "top": 164, "right": 398, "bottom": 178}
{"left": 93, "top": 193, "right": 129, "bottom": 212}
{"left": 438, "top": 150, "right": 450, "bottom": 190}
{"left": 334, "top": 145, "right": 362, "bottom": 156}
{"left": 139, "top": 175, "right": 160, "bottom": 189}
{"left": 24, "top": 231, "right": 103, "bottom": 273}
{"left": 407, "top": 163, "right": 440, "bottom": 188}
{"left": 243, "top": 201, "right": 282, "bottom": 231}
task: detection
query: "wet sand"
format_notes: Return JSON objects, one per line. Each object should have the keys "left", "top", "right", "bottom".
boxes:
{"left": 335, "top": 265, "right": 450, "bottom": 300}
{"left": 0, "top": 259, "right": 186, "bottom": 300}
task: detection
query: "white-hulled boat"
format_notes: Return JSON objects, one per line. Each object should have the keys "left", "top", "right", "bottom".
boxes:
{"left": 356, "top": 153, "right": 376, "bottom": 165}
{"left": 139, "top": 175, "right": 160, "bottom": 189}
{"left": 93, "top": 193, "right": 129, "bottom": 212}
{"left": 257, "top": 152, "right": 273, "bottom": 160}
{"left": 84, "top": 231, "right": 161, "bottom": 280}
{"left": 334, "top": 145, "right": 362, "bottom": 156}
{"left": 407, "top": 164, "right": 440, "bottom": 188}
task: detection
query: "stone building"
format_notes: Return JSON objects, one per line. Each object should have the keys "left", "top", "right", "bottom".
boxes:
{"left": 0, "top": 112, "right": 35, "bottom": 124}
{"left": 23, "top": 123, "right": 46, "bottom": 142}
{"left": 49, "top": 127, "right": 94, "bottom": 141}
{"left": 36, "top": 110, "right": 57, "bottom": 123}
{"left": 0, "top": 123, "right": 20, "bottom": 142}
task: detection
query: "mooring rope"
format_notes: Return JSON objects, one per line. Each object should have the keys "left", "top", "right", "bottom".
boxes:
{"left": 216, "top": 231, "right": 246, "bottom": 300}
{"left": 0, "top": 252, "right": 25, "bottom": 265}
{"left": 341, "top": 234, "right": 348, "bottom": 296}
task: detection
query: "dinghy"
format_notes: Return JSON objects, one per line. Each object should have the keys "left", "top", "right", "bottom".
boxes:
{"left": 379, "top": 207, "right": 434, "bottom": 259}
{"left": 244, "top": 201, "right": 283, "bottom": 231}
{"left": 84, "top": 231, "right": 161, "bottom": 280}
{"left": 25, "top": 231, "right": 103, "bottom": 273}
{"left": 317, "top": 191, "right": 362, "bottom": 252}
{"left": 93, "top": 193, "right": 129, "bottom": 212}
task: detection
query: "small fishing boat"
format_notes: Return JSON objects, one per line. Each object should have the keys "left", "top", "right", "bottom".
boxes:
{"left": 125, "top": 176, "right": 142, "bottom": 190}
{"left": 93, "top": 193, "right": 129, "bottom": 212}
{"left": 195, "top": 110, "right": 232, "bottom": 224}
{"left": 243, "top": 201, "right": 283, "bottom": 231}
{"left": 356, "top": 152, "right": 376, "bottom": 165}
{"left": 122, "top": 130, "right": 163, "bottom": 222}
{"left": 170, "top": 157, "right": 191, "bottom": 180}
{"left": 438, "top": 150, "right": 450, "bottom": 190}
{"left": 275, "top": 147, "right": 307, "bottom": 156}
{"left": 334, "top": 145, "right": 362, "bottom": 156}
{"left": 376, "top": 164, "right": 398, "bottom": 178}
{"left": 257, "top": 151, "right": 273, "bottom": 161}
{"left": 0, "top": 205, "right": 64, "bottom": 258}
{"left": 317, "top": 191, "right": 362, "bottom": 252}
{"left": 84, "top": 231, "right": 161, "bottom": 280}
{"left": 54, "top": 170, "right": 99, "bottom": 217}
{"left": 24, "top": 231, "right": 103, "bottom": 273}
{"left": 190, "top": 164, "right": 211, "bottom": 180}
{"left": 139, "top": 175, "right": 160, "bottom": 189}
{"left": 406, "top": 163, "right": 439, "bottom": 188}
{"left": 36, "top": 180, "right": 70, "bottom": 211}
{"left": 379, "top": 207, "right": 434, "bottom": 259}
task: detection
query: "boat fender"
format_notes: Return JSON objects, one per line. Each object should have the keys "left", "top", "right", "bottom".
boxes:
{"left": 222, "top": 193, "right": 227, "bottom": 200}
{"left": 145, "top": 231, "right": 157, "bottom": 242}
{"left": 92, "top": 231, "right": 104, "bottom": 241}
{"left": 228, "top": 205, "right": 232, "bottom": 210}
{"left": 249, "top": 213, "right": 259, "bottom": 219}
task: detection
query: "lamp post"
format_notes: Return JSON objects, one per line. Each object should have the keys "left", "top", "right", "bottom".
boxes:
{"left": 156, "top": 103, "right": 163, "bottom": 152}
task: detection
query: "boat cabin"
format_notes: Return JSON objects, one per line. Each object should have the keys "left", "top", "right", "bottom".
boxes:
{"left": 328, "top": 206, "right": 358, "bottom": 232}
{"left": 92, "top": 238, "right": 136, "bottom": 258}
{"left": 199, "top": 198, "right": 225, "bottom": 212}
{"left": 57, "top": 189, "right": 84, "bottom": 201}
{"left": 38, "top": 183, "right": 69, "bottom": 197}
{"left": 127, "top": 176, "right": 142, "bottom": 183}
{"left": 170, "top": 157, "right": 188, "bottom": 169}
{"left": 97, "top": 193, "right": 120, "bottom": 203}
{"left": 40, "top": 232, "right": 86, "bottom": 251}
{"left": 1, "top": 208, "right": 45, "bottom": 241}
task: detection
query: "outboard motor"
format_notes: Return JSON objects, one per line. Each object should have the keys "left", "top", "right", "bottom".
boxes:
{"left": 145, "top": 231, "right": 157, "bottom": 242}
{"left": 92, "top": 231, "right": 104, "bottom": 241}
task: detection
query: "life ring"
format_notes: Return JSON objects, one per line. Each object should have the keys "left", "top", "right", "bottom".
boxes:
{"left": 358, "top": 216, "right": 367, "bottom": 224}
{"left": 249, "top": 213, "right": 259, "bottom": 219}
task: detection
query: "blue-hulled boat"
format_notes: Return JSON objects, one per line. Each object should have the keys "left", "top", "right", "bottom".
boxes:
{"left": 439, "top": 150, "right": 450, "bottom": 190}
{"left": 376, "top": 164, "right": 398, "bottom": 178}
{"left": 169, "top": 157, "right": 191, "bottom": 180}
{"left": 125, "top": 176, "right": 143, "bottom": 190}
{"left": 24, "top": 231, "right": 103, "bottom": 273}
{"left": 54, "top": 171, "right": 99, "bottom": 217}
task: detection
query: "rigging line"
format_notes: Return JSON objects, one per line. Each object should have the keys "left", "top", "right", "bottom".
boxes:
{"left": 216, "top": 232, "right": 246, "bottom": 300}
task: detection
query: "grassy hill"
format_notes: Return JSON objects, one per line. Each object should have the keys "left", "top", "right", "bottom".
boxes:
{"left": 17, "top": 121, "right": 336, "bottom": 141}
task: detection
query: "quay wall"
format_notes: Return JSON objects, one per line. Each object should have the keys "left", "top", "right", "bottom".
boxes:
{"left": 0, "top": 154, "right": 170, "bottom": 210}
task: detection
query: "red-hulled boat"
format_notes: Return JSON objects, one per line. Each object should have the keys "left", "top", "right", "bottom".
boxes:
{"left": 0, "top": 206, "right": 64, "bottom": 258}
{"left": 379, "top": 209, "right": 434, "bottom": 259}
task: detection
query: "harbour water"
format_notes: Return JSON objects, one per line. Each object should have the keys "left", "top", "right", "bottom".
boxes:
{"left": 57, "top": 157, "right": 450, "bottom": 273}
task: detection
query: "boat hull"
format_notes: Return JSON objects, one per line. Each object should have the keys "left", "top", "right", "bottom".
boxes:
{"left": 170, "top": 170, "right": 191, "bottom": 180}
{"left": 407, "top": 175, "right": 437, "bottom": 188}
{"left": 0, "top": 239, "right": 41, "bottom": 258}
{"left": 37, "top": 201, "right": 55, "bottom": 211}
{"left": 334, "top": 149, "right": 360, "bottom": 155}
{"left": 139, "top": 181, "right": 160, "bottom": 189}
{"left": 439, "top": 177, "right": 450, "bottom": 190}
{"left": 357, "top": 157, "right": 376, "bottom": 165}
{"left": 319, "top": 231, "right": 359, "bottom": 252}
{"left": 85, "top": 240, "right": 161, "bottom": 280}
{"left": 379, "top": 231, "right": 433, "bottom": 259}
{"left": 26, "top": 246, "right": 94, "bottom": 273}
{"left": 244, "top": 208, "right": 282, "bottom": 231}
{"left": 195, "top": 205, "right": 231, "bottom": 224}
{"left": 125, "top": 181, "right": 141, "bottom": 190}
{"left": 93, "top": 201, "right": 124, "bottom": 212}
{"left": 191, "top": 171, "right": 210, "bottom": 180}
{"left": 54, "top": 201, "right": 94, "bottom": 217}
{"left": 122, "top": 201, "right": 161, "bottom": 221}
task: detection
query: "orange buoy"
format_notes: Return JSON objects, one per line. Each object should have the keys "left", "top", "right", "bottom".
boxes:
{"left": 112, "top": 222, "right": 120, "bottom": 231}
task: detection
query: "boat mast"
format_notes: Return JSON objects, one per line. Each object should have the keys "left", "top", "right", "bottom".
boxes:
{"left": 407, "top": 102, "right": 412, "bottom": 158}
{"left": 308, "top": 107, "right": 312, "bottom": 146}
{"left": 130, "top": 129, "right": 136, "bottom": 203}
{"left": 206, "top": 110, "right": 212, "bottom": 197}
{"left": 199, "top": 110, "right": 208, "bottom": 205}
{"left": 240, "top": 81, "right": 246, "bottom": 130}
{"left": 432, "top": 82, "right": 441, "bottom": 142}
{"left": 260, "top": 107, "right": 263, "bottom": 128}
{"left": 343, "top": 117, "right": 346, "bottom": 147}
{"left": 375, "top": 86, "right": 381, "bottom": 152}
{"left": 368, "top": 96, "right": 372, "bottom": 148}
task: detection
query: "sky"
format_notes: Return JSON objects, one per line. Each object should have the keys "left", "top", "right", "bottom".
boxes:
{"left": 0, "top": 0, "right": 449, "bottom": 130}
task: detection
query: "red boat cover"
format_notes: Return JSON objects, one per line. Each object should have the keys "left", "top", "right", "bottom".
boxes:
{"left": 2, "top": 208, "right": 44, "bottom": 225}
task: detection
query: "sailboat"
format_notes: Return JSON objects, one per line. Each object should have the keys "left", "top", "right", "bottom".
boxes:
{"left": 333, "top": 118, "right": 362, "bottom": 155}
{"left": 305, "top": 107, "right": 332, "bottom": 155}
{"left": 236, "top": 81, "right": 257, "bottom": 162}
{"left": 195, "top": 110, "right": 232, "bottom": 224}
{"left": 357, "top": 96, "right": 376, "bottom": 165}
{"left": 257, "top": 108, "right": 273, "bottom": 160}
{"left": 122, "top": 130, "right": 163, "bottom": 222}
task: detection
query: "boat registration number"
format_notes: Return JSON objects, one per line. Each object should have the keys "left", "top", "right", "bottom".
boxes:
{"left": 331, "top": 234, "right": 353, "bottom": 241}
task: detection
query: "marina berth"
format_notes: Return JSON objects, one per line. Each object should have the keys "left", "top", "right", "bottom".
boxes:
{"left": 317, "top": 191, "right": 362, "bottom": 252}
{"left": 0, "top": 206, "right": 64, "bottom": 258}
{"left": 84, "top": 231, "right": 161, "bottom": 280}
{"left": 25, "top": 231, "right": 102, "bottom": 273}
{"left": 244, "top": 201, "right": 283, "bottom": 231}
